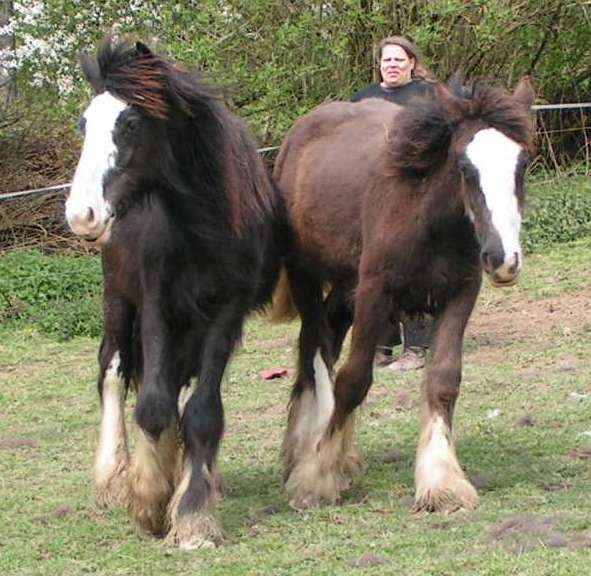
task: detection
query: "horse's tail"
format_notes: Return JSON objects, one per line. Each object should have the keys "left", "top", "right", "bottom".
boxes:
{"left": 269, "top": 268, "right": 298, "bottom": 322}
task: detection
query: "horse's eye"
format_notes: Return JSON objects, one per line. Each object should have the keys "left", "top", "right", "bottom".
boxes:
{"left": 123, "top": 116, "right": 139, "bottom": 134}
{"left": 78, "top": 116, "right": 86, "bottom": 134}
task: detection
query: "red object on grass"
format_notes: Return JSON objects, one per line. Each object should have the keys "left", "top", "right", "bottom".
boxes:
{"left": 259, "top": 368, "right": 289, "bottom": 380}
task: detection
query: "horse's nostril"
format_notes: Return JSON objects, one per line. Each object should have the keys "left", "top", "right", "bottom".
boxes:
{"left": 87, "top": 207, "right": 95, "bottom": 223}
{"left": 481, "top": 251, "right": 491, "bottom": 270}
{"left": 508, "top": 252, "right": 520, "bottom": 275}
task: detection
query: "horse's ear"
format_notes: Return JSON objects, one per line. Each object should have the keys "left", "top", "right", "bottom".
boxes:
{"left": 80, "top": 53, "right": 104, "bottom": 93}
{"left": 512, "top": 76, "right": 535, "bottom": 110}
{"left": 136, "top": 42, "right": 153, "bottom": 57}
{"left": 447, "top": 71, "right": 468, "bottom": 98}
{"left": 435, "top": 82, "right": 468, "bottom": 123}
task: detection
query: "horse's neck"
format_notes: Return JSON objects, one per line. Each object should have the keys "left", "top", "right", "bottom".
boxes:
{"left": 415, "top": 166, "right": 466, "bottom": 232}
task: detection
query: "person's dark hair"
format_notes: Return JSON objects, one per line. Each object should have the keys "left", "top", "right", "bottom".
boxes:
{"left": 377, "top": 36, "right": 433, "bottom": 81}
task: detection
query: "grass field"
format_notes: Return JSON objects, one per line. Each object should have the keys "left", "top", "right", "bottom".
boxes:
{"left": 1, "top": 238, "right": 590, "bottom": 575}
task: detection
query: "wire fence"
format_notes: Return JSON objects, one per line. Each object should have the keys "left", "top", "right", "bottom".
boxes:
{"left": 1, "top": 103, "right": 589, "bottom": 202}
{"left": 0, "top": 102, "right": 588, "bottom": 253}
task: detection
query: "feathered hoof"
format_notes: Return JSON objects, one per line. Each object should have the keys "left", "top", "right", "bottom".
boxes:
{"left": 166, "top": 512, "right": 223, "bottom": 550}
{"left": 285, "top": 458, "right": 353, "bottom": 511}
{"left": 413, "top": 476, "right": 479, "bottom": 515}
{"left": 127, "top": 466, "right": 173, "bottom": 535}
{"left": 94, "top": 466, "right": 129, "bottom": 509}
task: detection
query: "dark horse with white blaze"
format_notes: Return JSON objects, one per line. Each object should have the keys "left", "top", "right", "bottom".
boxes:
{"left": 65, "top": 39, "right": 287, "bottom": 548}
{"left": 272, "top": 77, "right": 535, "bottom": 511}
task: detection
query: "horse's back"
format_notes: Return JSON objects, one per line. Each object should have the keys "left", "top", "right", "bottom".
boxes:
{"left": 275, "top": 99, "right": 401, "bottom": 177}
{"left": 275, "top": 99, "right": 402, "bottom": 273}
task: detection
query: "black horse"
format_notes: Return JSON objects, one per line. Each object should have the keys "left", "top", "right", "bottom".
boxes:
{"left": 65, "top": 39, "right": 287, "bottom": 549}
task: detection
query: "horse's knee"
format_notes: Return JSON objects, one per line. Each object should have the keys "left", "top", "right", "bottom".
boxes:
{"left": 135, "top": 391, "right": 177, "bottom": 441}
{"left": 334, "top": 365, "right": 372, "bottom": 417}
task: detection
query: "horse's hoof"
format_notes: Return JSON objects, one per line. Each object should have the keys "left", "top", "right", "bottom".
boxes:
{"left": 284, "top": 464, "right": 347, "bottom": 510}
{"left": 413, "top": 478, "right": 479, "bottom": 515}
{"left": 288, "top": 492, "right": 334, "bottom": 511}
{"left": 94, "top": 470, "right": 129, "bottom": 509}
{"left": 166, "top": 512, "right": 223, "bottom": 549}
{"left": 127, "top": 468, "right": 172, "bottom": 535}
{"left": 129, "top": 498, "right": 169, "bottom": 535}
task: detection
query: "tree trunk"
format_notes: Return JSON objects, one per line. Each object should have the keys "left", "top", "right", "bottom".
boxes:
{"left": 0, "top": 0, "right": 16, "bottom": 105}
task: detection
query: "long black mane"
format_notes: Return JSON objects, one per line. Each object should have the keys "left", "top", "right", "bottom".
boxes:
{"left": 83, "top": 38, "right": 276, "bottom": 242}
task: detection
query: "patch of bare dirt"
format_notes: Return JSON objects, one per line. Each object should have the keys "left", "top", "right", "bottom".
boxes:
{"left": 515, "top": 414, "right": 535, "bottom": 427}
{"left": 489, "top": 515, "right": 591, "bottom": 553}
{"left": 568, "top": 447, "right": 591, "bottom": 460}
{"left": 0, "top": 437, "right": 39, "bottom": 450}
{"left": 349, "top": 553, "right": 387, "bottom": 568}
{"left": 466, "top": 289, "right": 591, "bottom": 364}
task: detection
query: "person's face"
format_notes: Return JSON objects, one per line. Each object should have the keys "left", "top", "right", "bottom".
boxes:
{"left": 379, "top": 44, "right": 415, "bottom": 87}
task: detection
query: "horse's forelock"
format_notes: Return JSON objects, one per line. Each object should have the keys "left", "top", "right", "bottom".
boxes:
{"left": 96, "top": 41, "right": 169, "bottom": 119}
{"left": 390, "top": 80, "right": 535, "bottom": 179}
{"left": 463, "top": 82, "right": 535, "bottom": 152}
{"left": 90, "top": 38, "right": 272, "bottom": 237}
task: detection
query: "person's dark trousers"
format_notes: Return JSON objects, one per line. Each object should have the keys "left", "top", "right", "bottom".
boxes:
{"left": 375, "top": 313, "right": 432, "bottom": 367}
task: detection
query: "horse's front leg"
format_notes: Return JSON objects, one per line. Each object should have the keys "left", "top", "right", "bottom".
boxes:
{"left": 414, "top": 276, "right": 481, "bottom": 513}
{"left": 166, "top": 299, "right": 246, "bottom": 550}
{"left": 94, "top": 290, "right": 135, "bottom": 508}
{"left": 128, "top": 298, "right": 182, "bottom": 535}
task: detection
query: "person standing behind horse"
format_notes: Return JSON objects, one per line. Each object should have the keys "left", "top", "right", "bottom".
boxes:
{"left": 352, "top": 35, "right": 435, "bottom": 371}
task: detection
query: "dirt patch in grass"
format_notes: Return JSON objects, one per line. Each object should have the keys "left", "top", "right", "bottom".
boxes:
{"left": 489, "top": 516, "right": 567, "bottom": 552}
{"left": 515, "top": 414, "right": 535, "bottom": 427}
{"left": 466, "top": 288, "right": 591, "bottom": 364}
{"left": 568, "top": 446, "right": 591, "bottom": 460}
{"left": 0, "top": 437, "right": 39, "bottom": 450}
{"left": 349, "top": 553, "right": 387, "bottom": 568}
{"left": 490, "top": 515, "right": 591, "bottom": 553}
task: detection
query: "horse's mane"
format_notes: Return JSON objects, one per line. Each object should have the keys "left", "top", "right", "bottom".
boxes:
{"left": 86, "top": 38, "right": 274, "bottom": 238}
{"left": 390, "top": 78, "right": 535, "bottom": 179}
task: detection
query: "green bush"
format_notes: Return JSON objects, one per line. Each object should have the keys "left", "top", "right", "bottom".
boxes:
{"left": 0, "top": 250, "right": 103, "bottom": 340}
{"left": 523, "top": 174, "right": 591, "bottom": 253}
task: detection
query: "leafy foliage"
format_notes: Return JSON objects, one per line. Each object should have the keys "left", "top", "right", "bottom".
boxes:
{"left": 3, "top": 1, "right": 590, "bottom": 148}
{"left": 523, "top": 175, "right": 591, "bottom": 253}
{"left": 0, "top": 250, "right": 102, "bottom": 339}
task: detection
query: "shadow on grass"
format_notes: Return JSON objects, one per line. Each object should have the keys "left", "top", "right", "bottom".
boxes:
{"left": 214, "top": 424, "right": 585, "bottom": 538}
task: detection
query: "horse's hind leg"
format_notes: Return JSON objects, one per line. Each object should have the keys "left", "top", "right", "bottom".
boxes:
{"left": 414, "top": 278, "right": 481, "bottom": 514}
{"left": 324, "top": 287, "right": 353, "bottom": 363}
{"left": 94, "top": 297, "right": 134, "bottom": 508}
{"left": 166, "top": 302, "right": 245, "bottom": 549}
{"left": 282, "top": 271, "right": 360, "bottom": 509}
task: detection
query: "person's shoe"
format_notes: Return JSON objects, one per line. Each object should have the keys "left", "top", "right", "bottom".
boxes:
{"left": 375, "top": 349, "right": 394, "bottom": 367}
{"left": 387, "top": 348, "right": 426, "bottom": 372}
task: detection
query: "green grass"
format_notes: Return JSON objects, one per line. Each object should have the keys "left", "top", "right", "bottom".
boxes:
{"left": 1, "top": 238, "right": 591, "bottom": 575}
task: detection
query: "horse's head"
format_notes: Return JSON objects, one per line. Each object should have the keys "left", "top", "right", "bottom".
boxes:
{"left": 65, "top": 40, "right": 164, "bottom": 245}
{"left": 442, "top": 77, "right": 536, "bottom": 287}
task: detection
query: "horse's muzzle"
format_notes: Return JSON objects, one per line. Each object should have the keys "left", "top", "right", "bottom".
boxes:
{"left": 483, "top": 250, "right": 521, "bottom": 288}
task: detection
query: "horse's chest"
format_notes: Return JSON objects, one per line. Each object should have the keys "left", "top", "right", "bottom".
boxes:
{"left": 396, "top": 253, "right": 479, "bottom": 315}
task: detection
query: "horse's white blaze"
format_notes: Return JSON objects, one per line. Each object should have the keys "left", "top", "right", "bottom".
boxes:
{"left": 466, "top": 128, "right": 523, "bottom": 275}
{"left": 66, "top": 92, "right": 128, "bottom": 241}
{"left": 293, "top": 350, "right": 335, "bottom": 448}
{"left": 95, "top": 351, "right": 127, "bottom": 482}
